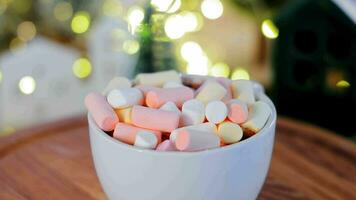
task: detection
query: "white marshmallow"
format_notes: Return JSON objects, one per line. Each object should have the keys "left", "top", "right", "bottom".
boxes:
{"left": 241, "top": 101, "right": 271, "bottom": 136}
{"left": 231, "top": 80, "right": 255, "bottom": 105}
{"left": 170, "top": 122, "right": 217, "bottom": 142}
{"left": 159, "top": 101, "right": 181, "bottom": 114}
{"left": 195, "top": 80, "right": 227, "bottom": 104}
{"left": 107, "top": 88, "right": 143, "bottom": 109}
{"left": 134, "top": 131, "right": 158, "bottom": 149}
{"left": 135, "top": 70, "right": 181, "bottom": 87}
{"left": 163, "top": 81, "right": 183, "bottom": 88}
{"left": 217, "top": 121, "right": 243, "bottom": 144}
{"left": 205, "top": 100, "right": 228, "bottom": 124}
{"left": 102, "top": 77, "right": 132, "bottom": 95}
{"left": 180, "top": 99, "right": 205, "bottom": 126}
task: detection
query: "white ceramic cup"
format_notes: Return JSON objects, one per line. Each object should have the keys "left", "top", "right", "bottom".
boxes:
{"left": 88, "top": 82, "right": 276, "bottom": 200}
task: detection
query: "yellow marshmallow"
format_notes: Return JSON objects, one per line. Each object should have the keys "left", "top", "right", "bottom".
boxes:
{"left": 115, "top": 107, "right": 132, "bottom": 124}
{"left": 241, "top": 101, "right": 271, "bottom": 136}
{"left": 135, "top": 70, "right": 181, "bottom": 87}
{"left": 217, "top": 121, "right": 243, "bottom": 144}
{"left": 195, "top": 80, "right": 227, "bottom": 104}
{"left": 231, "top": 80, "right": 255, "bottom": 105}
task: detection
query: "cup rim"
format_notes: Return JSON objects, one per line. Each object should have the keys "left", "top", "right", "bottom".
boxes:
{"left": 88, "top": 92, "right": 277, "bottom": 157}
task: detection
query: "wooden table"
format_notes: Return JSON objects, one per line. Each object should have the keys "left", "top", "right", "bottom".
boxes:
{"left": 0, "top": 116, "right": 355, "bottom": 200}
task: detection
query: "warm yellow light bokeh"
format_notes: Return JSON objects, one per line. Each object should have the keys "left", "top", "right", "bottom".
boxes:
{"left": 151, "top": 0, "right": 181, "bottom": 13}
{"left": 262, "top": 19, "right": 279, "bottom": 39}
{"left": 186, "top": 55, "right": 210, "bottom": 75}
{"left": 72, "top": 58, "right": 92, "bottom": 79}
{"left": 0, "top": 0, "right": 8, "bottom": 15}
{"left": 17, "top": 21, "right": 36, "bottom": 42}
{"left": 122, "top": 40, "right": 140, "bottom": 55}
{"left": 210, "top": 62, "right": 230, "bottom": 77}
{"left": 0, "top": 69, "right": 3, "bottom": 84}
{"left": 0, "top": 126, "right": 16, "bottom": 136}
{"left": 54, "top": 2, "right": 73, "bottom": 21}
{"left": 19, "top": 76, "right": 36, "bottom": 95}
{"left": 111, "top": 28, "right": 126, "bottom": 39}
{"left": 9, "top": 37, "right": 26, "bottom": 53}
{"left": 71, "top": 11, "right": 91, "bottom": 34}
{"left": 12, "top": 0, "right": 31, "bottom": 14}
{"left": 165, "top": 14, "right": 185, "bottom": 39}
{"left": 180, "top": 41, "right": 203, "bottom": 61}
{"left": 167, "top": 0, "right": 181, "bottom": 13}
{"left": 231, "top": 68, "right": 250, "bottom": 80}
{"left": 336, "top": 80, "right": 350, "bottom": 88}
{"left": 151, "top": 0, "right": 171, "bottom": 12}
{"left": 127, "top": 6, "right": 144, "bottom": 34}
{"left": 103, "top": 0, "right": 122, "bottom": 16}
{"left": 180, "top": 11, "right": 200, "bottom": 32}
{"left": 201, "top": 0, "right": 223, "bottom": 20}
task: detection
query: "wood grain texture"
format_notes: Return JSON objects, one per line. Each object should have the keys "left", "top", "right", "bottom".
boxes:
{"left": 0, "top": 116, "right": 355, "bottom": 200}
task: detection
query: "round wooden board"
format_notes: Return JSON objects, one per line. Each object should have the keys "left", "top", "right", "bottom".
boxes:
{"left": 0, "top": 116, "right": 355, "bottom": 200}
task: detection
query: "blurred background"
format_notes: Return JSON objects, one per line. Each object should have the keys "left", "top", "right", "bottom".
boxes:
{"left": 0, "top": 0, "right": 355, "bottom": 139}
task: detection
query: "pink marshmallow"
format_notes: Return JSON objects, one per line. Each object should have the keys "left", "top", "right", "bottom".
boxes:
{"left": 134, "top": 85, "right": 160, "bottom": 97}
{"left": 113, "top": 123, "right": 162, "bottom": 145}
{"left": 227, "top": 99, "right": 248, "bottom": 124}
{"left": 156, "top": 140, "right": 178, "bottom": 151}
{"left": 146, "top": 87, "right": 194, "bottom": 108}
{"left": 131, "top": 105, "right": 180, "bottom": 132}
{"left": 85, "top": 92, "right": 119, "bottom": 131}
{"left": 216, "top": 77, "right": 232, "bottom": 103}
{"left": 175, "top": 129, "right": 220, "bottom": 152}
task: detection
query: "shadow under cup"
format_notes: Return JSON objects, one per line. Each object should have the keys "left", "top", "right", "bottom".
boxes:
{"left": 88, "top": 83, "right": 277, "bottom": 200}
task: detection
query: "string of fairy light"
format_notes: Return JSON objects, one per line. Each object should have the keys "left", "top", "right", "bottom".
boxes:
{"left": 4, "top": 0, "right": 348, "bottom": 97}
{"left": 128, "top": 0, "right": 278, "bottom": 80}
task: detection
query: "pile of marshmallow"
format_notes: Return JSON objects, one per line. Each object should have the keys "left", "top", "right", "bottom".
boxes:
{"left": 85, "top": 70, "right": 271, "bottom": 152}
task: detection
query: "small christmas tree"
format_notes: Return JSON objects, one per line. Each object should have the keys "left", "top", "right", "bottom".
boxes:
{"left": 134, "top": 2, "right": 177, "bottom": 75}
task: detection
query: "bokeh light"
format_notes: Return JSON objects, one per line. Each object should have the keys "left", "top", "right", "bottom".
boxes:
{"left": 111, "top": 28, "right": 126, "bottom": 39}
{"left": 102, "top": 0, "right": 122, "bottom": 16}
{"left": 231, "top": 68, "right": 250, "bottom": 80}
{"left": 127, "top": 6, "right": 144, "bottom": 34}
{"left": 180, "top": 11, "right": 200, "bottom": 32}
{"left": 71, "top": 11, "right": 91, "bottom": 34}
{"left": 0, "top": 69, "right": 3, "bottom": 84}
{"left": 11, "top": 0, "right": 31, "bottom": 14}
{"left": 54, "top": 2, "right": 73, "bottom": 21}
{"left": 167, "top": 0, "right": 181, "bottom": 13}
{"left": 262, "top": 19, "right": 279, "bottom": 39}
{"left": 17, "top": 21, "right": 36, "bottom": 41}
{"left": 151, "top": 0, "right": 181, "bottom": 13}
{"left": 151, "top": 0, "right": 172, "bottom": 12}
{"left": 186, "top": 55, "right": 210, "bottom": 75}
{"left": 72, "top": 58, "right": 92, "bottom": 79}
{"left": 122, "top": 40, "right": 140, "bottom": 55}
{"left": 201, "top": 0, "right": 223, "bottom": 20}
{"left": 0, "top": 126, "right": 16, "bottom": 136}
{"left": 180, "top": 41, "right": 204, "bottom": 61}
{"left": 0, "top": 0, "right": 7, "bottom": 15}
{"left": 165, "top": 14, "right": 185, "bottom": 39}
{"left": 18, "top": 76, "right": 36, "bottom": 95}
{"left": 336, "top": 80, "right": 350, "bottom": 88}
{"left": 9, "top": 37, "right": 26, "bottom": 53}
{"left": 210, "top": 62, "right": 230, "bottom": 77}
